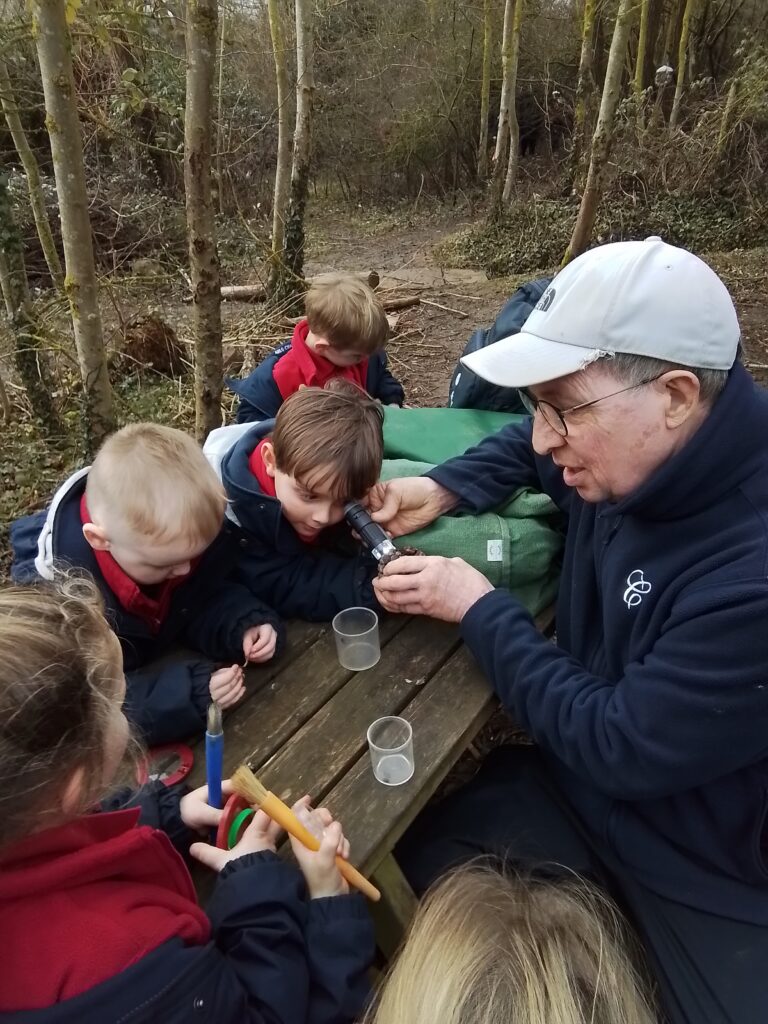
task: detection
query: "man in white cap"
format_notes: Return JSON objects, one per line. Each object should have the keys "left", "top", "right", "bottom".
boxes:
{"left": 372, "top": 238, "right": 768, "bottom": 1023}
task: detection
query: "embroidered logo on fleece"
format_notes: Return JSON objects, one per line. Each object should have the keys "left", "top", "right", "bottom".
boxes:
{"left": 623, "top": 569, "right": 652, "bottom": 609}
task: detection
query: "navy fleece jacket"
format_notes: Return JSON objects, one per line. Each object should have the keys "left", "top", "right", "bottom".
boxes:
{"left": 429, "top": 363, "right": 768, "bottom": 922}
{"left": 219, "top": 423, "right": 381, "bottom": 621}
{"left": 10, "top": 472, "right": 284, "bottom": 746}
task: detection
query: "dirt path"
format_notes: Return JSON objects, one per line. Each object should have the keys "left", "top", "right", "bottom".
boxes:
{"left": 302, "top": 212, "right": 512, "bottom": 406}
{"left": 2, "top": 211, "right": 767, "bottom": 581}
{"left": 303, "top": 212, "right": 768, "bottom": 401}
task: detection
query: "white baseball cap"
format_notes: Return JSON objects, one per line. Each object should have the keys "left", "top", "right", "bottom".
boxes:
{"left": 461, "top": 238, "right": 740, "bottom": 389}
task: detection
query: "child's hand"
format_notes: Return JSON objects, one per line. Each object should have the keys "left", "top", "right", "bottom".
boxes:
{"left": 242, "top": 624, "right": 278, "bottom": 664}
{"left": 289, "top": 796, "right": 350, "bottom": 899}
{"left": 190, "top": 808, "right": 283, "bottom": 872}
{"left": 210, "top": 664, "right": 245, "bottom": 709}
{"left": 180, "top": 779, "right": 234, "bottom": 833}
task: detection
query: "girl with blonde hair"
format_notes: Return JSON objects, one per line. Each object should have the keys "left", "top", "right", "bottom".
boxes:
{"left": 0, "top": 577, "right": 372, "bottom": 1023}
{"left": 366, "top": 864, "right": 657, "bottom": 1024}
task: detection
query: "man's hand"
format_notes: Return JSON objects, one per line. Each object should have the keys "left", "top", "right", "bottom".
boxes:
{"left": 210, "top": 664, "right": 245, "bottom": 709}
{"left": 190, "top": 808, "right": 283, "bottom": 872}
{"left": 366, "top": 477, "right": 457, "bottom": 538}
{"left": 243, "top": 623, "right": 278, "bottom": 664}
{"left": 373, "top": 554, "right": 494, "bottom": 622}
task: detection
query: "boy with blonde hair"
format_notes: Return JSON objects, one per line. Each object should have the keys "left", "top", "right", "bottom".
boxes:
{"left": 206, "top": 382, "right": 385, "bottom": 620}
{"left": 228, "top": 274, "right": 404, "bottom": 421}
{"left": 11, "top": 423, "right": 283, "bottom": 744}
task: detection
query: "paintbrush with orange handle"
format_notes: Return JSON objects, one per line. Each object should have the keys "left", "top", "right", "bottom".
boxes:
{"left": 231, "top": 764, "right": 381, "bottom": 902}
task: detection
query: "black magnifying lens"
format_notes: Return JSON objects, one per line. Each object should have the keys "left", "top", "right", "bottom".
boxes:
{"left": 344, "top": 501, "right": 400, "bottom": 567}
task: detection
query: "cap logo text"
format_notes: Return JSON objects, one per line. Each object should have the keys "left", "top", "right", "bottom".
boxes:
{"left": 536, "top": 287, "right": 556, "bottom": 313}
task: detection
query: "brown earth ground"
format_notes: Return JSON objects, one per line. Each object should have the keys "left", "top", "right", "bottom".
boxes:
{"left": 2, "top": 206, "right": 766, "bottom": 783}
{"left": 304, "top": 208, "right": 768, "bottom": 398}
{"left": 2, "top": 206, "right": 767, "bottom": 569}
{"left": 2, "top": 206, "right": 767, "bottom": 556}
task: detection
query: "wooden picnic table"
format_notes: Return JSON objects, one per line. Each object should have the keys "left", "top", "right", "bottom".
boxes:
{"left": 188, "top": 607, "right": 553, "bottom": 954}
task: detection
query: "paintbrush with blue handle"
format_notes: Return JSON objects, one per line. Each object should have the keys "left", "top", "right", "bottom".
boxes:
{"left": 205, "top": 702, "right": 223, "bottom": 844}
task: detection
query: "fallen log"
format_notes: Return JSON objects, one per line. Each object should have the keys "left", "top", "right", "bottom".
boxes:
{"left": 380, "top": 294, "right": 420, "bottom": 312}
{"left": 279, "top": 293, "right": 419, "bottom": 328}
{"left": 312, "top": 270, "right": 380, "bottom": 290}
{"left": 216, "top": 269, "right": 380, "bottom": 303}
{"left": 219, "top": 284, "right": 267, "bottom": 302}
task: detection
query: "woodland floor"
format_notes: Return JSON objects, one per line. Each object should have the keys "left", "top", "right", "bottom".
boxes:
{"left": 305, "top": 206, "right": 768, "bottom": 398}
{"left": 2, "top": 203, "right": 768, "bottom": 565}
{"left": 2, "top": 203, "right": 767, "bottom": 782}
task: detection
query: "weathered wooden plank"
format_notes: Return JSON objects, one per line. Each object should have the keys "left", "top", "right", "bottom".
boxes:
{"left": 192, "top": 606, "right": 554, "bottom": 906}
{"left": 319, "top": 644, "right": 495, "bottom": 875}
{"left": 258, "top": 617, "right": 461, "bottom": 805}
{"left": 187, "top": 620, "right": 325, "bottom": 782}
{"left": 189, "top": 614, "right": 409, "bottom": 787}
{"left": 369, "top": 852, "right": 418, "bottom": 959}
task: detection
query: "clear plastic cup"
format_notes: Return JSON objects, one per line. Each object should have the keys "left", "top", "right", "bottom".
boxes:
{"left": 332, "top": 607, "right": 380, "bottom": 671}
{"left": 367, "top": 716, "right": 414, "bottom": 786}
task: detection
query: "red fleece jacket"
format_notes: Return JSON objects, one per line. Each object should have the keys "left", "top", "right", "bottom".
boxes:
{"left": 0, "top": 809, "right": 210, "bottom": 1011}
{"left": 80, "top": 496, "right": 193, "bottom": 633}
{"left": 272, "top": 319, "right": 368, "bottom": 398}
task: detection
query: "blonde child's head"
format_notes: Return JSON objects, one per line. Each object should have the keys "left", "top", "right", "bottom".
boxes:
{"left": 0, "top": 577, "right": 132, "bottom": 851}
{"left": 83, "top": 423, "right": 226, "bottom": 585}
{"left": 261, "top": 380, "right": 384, "bottom": 541}
{"left": 365, "top": 865, "right": 657, "bottom": 1024}
{"left": 305, "top": 275, "right": 389, "bottom": 366}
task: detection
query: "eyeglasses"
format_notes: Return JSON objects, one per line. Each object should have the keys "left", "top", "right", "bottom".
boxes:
{"left": 519, "top": 374, "right": 665, "bottom": 437}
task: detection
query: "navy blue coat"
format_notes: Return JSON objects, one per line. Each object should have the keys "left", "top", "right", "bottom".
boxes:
{"left": 227, "top": 340, "right": 404, "bottom": 423}
{"left": 217, "top": 422, "right": 380, "bottom": 622}
{"left": 448, "top": 277, "right": 551, "bottom": 412}
{"left": 1, "top": 784, "right": 374, "bottom": 1024}
{"left": 430, "top": 363, "right": 768, "bottom": 923}
{"left": 10, "top": 471, "right": 284, "bottom": 746}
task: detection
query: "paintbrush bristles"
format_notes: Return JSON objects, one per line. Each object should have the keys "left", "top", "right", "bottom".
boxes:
{"left": 231, "top": 764, "right": 270, "bottom": 806}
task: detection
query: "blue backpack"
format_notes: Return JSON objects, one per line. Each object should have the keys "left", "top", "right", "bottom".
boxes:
{"left": 448, "top": 277, "right": 552, "bottom": 413}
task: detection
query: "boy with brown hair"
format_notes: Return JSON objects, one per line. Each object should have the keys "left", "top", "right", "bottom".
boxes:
{"left": 206, "top": 381, "right": 385, "bottom": 621}
{"left": 10, "top": 423, "right": 284, "bottom": 745}
{"left": 228, "top": 274, "right": 404, "bottom": 422}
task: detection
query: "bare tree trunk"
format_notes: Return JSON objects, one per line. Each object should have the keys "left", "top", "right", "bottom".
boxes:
{"left": 663, "top": 0, "right": 684, "bottom": 62}
{"left": 502, "top": 0, "right": 525, "bottom": 204}
{"left": 564, "top": 0, "right": 638, "bottom": 264}
{"left": 489, "top": 0, "right": 516, "bottom": 218}
{"left": 282, "top": 0, "right": 315, "bottom": 289}
{"left": 716, "top": 74, "right": 738, "bottom": 158}
{"left": 0, "top": 175, "right": 60, "bottom": 433}
{"left": 634, "top": 0, "right": 651, "bottom": 125}
{"left": 477, "top": 0, "right": 493, "bottom": 178}
{"left": 216, "top": 10, "right": 226, "bottom": 216}
{"left": 670, "top": 0, "right": 698, "bottom": 129}
{"left": 184, "top": 0, "right": 223, "bottom": 441}
{"left": 492, "top": 0, "right": 514, "bottom": 172}
{"left": 268, "top": 0, "right": 292, "bottom": 287}
{"left": 0, "top": 363, "right": 10, "bottom": 422}
{"left": 0, "top": 58, "right": 63, "bottom": 293}
{"left": 569, "top": 0, "right": 598, "bottom": 190}
{"left": 649, "top": 62, "right": 674, "bottom": 128}
{"left": 31, "top": 0, "right": 114, "bottom": 451}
